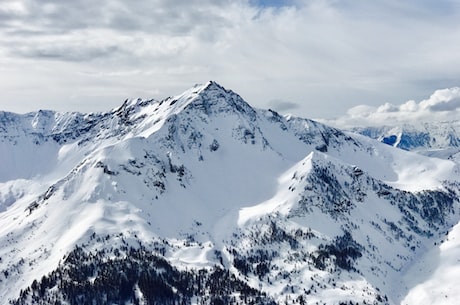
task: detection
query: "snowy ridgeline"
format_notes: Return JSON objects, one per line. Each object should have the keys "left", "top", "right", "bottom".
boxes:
{"left": 1, "top": 81, "right": 460, "bottom": 305}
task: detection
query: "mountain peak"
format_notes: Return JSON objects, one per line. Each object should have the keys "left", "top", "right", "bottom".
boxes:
{"left": 179, "top": 81, "right": 257, "bottom": 120}
{"left": 201, "top": 80, "right": 222, "bottom": 90}
{"left": 3, "top": 82, "right": 460, "bottom": 305}
{"left": 109, "top": 81, "right": 254, "bottom": 125}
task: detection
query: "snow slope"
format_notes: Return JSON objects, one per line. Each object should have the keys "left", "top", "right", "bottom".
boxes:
{"left": 1, "top": 81, "right": 459, "bottom": 305}
{"left": 348, "top": 120, "right": 460, "bottom": 304}
{"left": 401, "top": 221, "right": 460, "bottom": 305}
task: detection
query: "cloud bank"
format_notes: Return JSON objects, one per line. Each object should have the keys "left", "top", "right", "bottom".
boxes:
{"left": 323, "top": 87, "right": 460, "bottom": 128}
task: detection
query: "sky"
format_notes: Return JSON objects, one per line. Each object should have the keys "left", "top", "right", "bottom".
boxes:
{"left": 1, "top": 0, "right": 460, "bottom": 125}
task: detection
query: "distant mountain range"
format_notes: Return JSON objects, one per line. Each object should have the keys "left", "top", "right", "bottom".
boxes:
{"left": 1, "top": 82, "right": 459, "bottom": 305}
{"left": 350, "top": 122, "right": 460, "bottom": 162}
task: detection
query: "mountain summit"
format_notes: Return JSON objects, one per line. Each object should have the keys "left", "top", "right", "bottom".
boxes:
{"left": 1, "top": 82, "right": 460, "bottom": 305}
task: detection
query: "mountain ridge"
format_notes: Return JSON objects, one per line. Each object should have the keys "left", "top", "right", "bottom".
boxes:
{"left": 350, "top": 121, "right": 460, "bottom": 160}
{"left": 1, "top": 82, "right": 460, "bottom": 305}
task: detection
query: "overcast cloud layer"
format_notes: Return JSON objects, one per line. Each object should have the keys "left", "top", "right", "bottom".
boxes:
{"left": 1, "top": 0, "right": 459, "bottom": 120}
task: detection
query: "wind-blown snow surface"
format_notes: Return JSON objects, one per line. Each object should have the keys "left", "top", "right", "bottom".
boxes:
{"left": 1, "top": 82, "right": 460, "bottom": 304}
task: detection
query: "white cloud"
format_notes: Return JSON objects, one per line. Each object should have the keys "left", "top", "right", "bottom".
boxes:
{"left": 0, "top": 0, "right": 459, "bottom": 118}
{"left": 0, "top": 1, "right": 27, "bottom": 16}
{"left": 419, "top": 88, "right": 460, "bottom": 111}
{"left": 323, "top": 87, "right": 460, "bottom": 128}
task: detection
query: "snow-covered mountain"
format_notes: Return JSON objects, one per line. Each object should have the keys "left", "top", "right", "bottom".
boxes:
{"left": 351, "top": 122, "right": 460, "bottom": 162}
{"left": 1, "top": 81, "right": 460, "bottom": 305}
